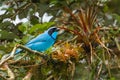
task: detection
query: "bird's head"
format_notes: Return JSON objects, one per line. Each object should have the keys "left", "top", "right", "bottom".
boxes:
{"left": 47, "top": 27, "right": 60, "bottom": 40}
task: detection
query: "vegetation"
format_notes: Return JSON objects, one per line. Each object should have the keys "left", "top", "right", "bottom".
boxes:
{"left": 0, "top": 0, "right": 120, "bottom": 80}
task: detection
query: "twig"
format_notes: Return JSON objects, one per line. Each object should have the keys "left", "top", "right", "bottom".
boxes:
{"left": 8, "top": 53, "right": 28, "bottom": 65}
{"left": 10, "top": 3, "right": 32, "bottom": 19}
{"left": 89, "top": 42, "right": 93, "bottom": 63}
{"left": 95, "top": 33, "right": 112, "bottom": 52}
{"left": 22, "top": 66, "right": 35, "bottom": 80}
{"left": 0, "top": 45, "right": 17, "bottom": 67}
{"left": 46, "top": 75, "right": 54, "bottom": 80}
{"left": 9, "top": 59, "right": 47, "bottom": 68}
{"left": 96, "top": 63, "right": 102, "bottom": 80}
{"left": 58, "top": 27, "right": 83, "bottom": 38}
{"left": 115, "top": 38, "right": 120, "bottom": 51}
{"left": 68, "top": 60, "right": 75, "bottom": 80}
{"left": 63, "top": 6, "right": 83, "bottom": 30}
{"left": 17, "top": 44, "right": 45, "bottom": 57}
{"left": 10, "top": 64, "right": 39, "bottom": 68}
{"left": 4, "top": 63, "right": 15, "bottom": 80}
{"left": 99, "top": 27, "right": 119, "bottom": 31}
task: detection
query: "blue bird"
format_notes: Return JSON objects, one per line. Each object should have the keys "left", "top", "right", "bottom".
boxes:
{"left": 15, "top": 27, "right": 60, "bottom": 54}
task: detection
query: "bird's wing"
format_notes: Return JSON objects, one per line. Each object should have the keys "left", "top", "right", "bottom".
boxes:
{"left": 15, "top": 35, "right": 47, "bottom": 54}
{"left": 26, "top": 33, "right": 49, "bottom": 45}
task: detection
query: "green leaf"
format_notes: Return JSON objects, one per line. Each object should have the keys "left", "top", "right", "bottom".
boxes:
{"left": 0, "top": 30, "right": 18, "bottom": 40}
{"left": 112, "top": 13, "right": 120, "bottom": 22}
{"left": 30, "top": 16, "right": 39, "bottom": 25}
{"left": 0, "top": 21, "right": 14, "bottom": 29}
{"left": 109, "top": 77, "right": 115, "bottom": 80}
{"left": 21, "top": 34, "right": 33, "bottom": 44}
{"left": 18, "top": 22, "right": 30, "bottom": 34}
{"left": 103, "top": 4, "right": 109, "bottom": 12}
{"left": 29, "top": 22, "right": 55, "bottom": 33}
{"left": 2, "top": 7, "right": 13, "bottom": 12}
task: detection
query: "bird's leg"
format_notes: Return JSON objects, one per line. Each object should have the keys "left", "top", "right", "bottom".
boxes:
{"left": 0, "top": 44, "right": 18, "bottom": 66}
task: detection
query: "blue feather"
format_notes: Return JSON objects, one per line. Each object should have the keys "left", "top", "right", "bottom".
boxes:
{"left": 15, "top": 27, "right": 59, "bottom": 54}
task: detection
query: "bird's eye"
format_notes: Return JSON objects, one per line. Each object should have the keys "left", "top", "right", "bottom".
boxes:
{"left": 48, "top": 28, "right": 57, "bottom": 36}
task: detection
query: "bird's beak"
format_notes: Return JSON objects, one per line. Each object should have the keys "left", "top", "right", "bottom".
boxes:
{"left": 57, "top": 28, "right": 64, "bottom": 35}
{"left": 56, "top": 28, "right": 60, "bottom": 31}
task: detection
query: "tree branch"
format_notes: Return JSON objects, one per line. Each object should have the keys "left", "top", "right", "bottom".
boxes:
{"left": 0, "top": 44, "right": 47, "bottom": 67}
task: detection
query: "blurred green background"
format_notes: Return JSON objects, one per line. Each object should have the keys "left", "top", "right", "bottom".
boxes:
{"left": 0, "top": 0, "right": 120, "bottom": 80}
